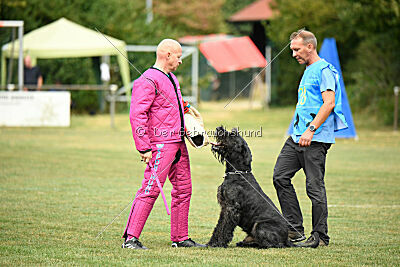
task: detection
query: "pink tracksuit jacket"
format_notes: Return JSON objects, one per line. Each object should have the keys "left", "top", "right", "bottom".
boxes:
{"left": 123, "top": 67, "right": 192, "bottom": 242}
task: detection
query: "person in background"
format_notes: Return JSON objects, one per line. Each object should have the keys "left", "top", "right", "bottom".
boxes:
{"left": 24, "top": 55, "right": 42, "bottom": 91}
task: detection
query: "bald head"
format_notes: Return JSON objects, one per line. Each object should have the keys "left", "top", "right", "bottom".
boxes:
{"left": 154, "top": 39, "right": 182, "bottom": 73}
{"left": 157, "top": 39, "right": 181, "bottom": 57}
{"left": 24, "top": 55, "right": 32, "bottom": 68}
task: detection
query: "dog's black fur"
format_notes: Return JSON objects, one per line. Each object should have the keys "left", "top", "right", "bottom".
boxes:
{"left": 207, "top": 126, "right": 293, "bottom": 248}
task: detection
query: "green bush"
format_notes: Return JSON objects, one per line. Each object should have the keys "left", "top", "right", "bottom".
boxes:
{"left": 348, "top": 31, "right": 400, "bottom": 125}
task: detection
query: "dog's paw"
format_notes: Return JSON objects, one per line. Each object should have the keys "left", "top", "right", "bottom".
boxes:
{"left": 236, "top": 241, "right": 259, "bottom": 248}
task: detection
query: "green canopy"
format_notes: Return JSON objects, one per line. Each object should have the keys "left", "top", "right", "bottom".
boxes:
{"left": 1, "top": 17, "right": 130, "bottom": 93}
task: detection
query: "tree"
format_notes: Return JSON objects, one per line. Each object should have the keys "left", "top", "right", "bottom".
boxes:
{"left": 267, "top": 0, "right": 400, "bottom": 124}
{"left": 0, "top": 0, "right": 228, "bottom": 112}
{"left": 154, "top": 0, "right": 226, "bottom": 35}
{"left": 345, "top": 0, "right": 400, "bottom": 124}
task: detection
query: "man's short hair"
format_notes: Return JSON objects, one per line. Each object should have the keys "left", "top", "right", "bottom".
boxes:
{"left": 290, "top": 29, "right": 317, "bottom": 49}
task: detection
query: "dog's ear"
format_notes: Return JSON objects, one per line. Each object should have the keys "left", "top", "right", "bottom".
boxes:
{"left": 231, "top": 128, "right": 240, "bottom": 137}
{"left": 242, "top": 145, "right": 252, "bottom": 165}
{"left": 216, "top": 126, "right": 228, "bottom": 138}
{"left": 239, "top": 137, "right": 252, "bottom": 165}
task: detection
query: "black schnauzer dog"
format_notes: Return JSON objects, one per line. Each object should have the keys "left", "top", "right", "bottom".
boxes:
{"left": 207, "top": 126, "right": 294, "bottom": 248}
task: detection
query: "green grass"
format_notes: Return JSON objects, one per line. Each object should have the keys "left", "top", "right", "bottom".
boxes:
{"left": 1, "top": 101, "right": 399, "bottom": 266}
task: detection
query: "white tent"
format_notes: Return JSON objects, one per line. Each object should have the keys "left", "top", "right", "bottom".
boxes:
{"left": 1, "top": 17, "right": 130, "bottom": 92}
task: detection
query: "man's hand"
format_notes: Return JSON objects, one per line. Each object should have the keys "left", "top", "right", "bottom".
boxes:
{"left": 140, "top": 151, "right": 152, "bottom": 164}
{"left": 299, "top": 129, "right": 314, "bottom": 147}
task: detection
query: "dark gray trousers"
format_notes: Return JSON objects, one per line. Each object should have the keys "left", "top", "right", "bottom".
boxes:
{"left": 273, "top": 137, "right": 331, "bottom": 244}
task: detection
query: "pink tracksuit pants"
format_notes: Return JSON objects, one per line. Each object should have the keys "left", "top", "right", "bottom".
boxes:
{"left": 123, "top": 141, "right": 192, "bottom": 242}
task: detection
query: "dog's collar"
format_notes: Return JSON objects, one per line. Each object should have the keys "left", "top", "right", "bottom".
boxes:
{"left": 224, "top": 170, "right": 252, "bottom": 177}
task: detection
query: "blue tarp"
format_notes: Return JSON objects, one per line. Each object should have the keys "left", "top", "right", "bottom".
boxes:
{"left": 287, "top": 38, "right": 357, "bottom": 138}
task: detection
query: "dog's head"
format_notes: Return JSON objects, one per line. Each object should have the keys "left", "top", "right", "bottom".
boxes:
{"left": 211, "top": 126, "right": 252, "bottom": 170}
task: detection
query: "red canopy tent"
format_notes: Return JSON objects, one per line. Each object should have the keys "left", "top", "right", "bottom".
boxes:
{"left": 199, "top": 36, "right": 267, "bottom": 73}
{"left": 197, "top": 36, "right": 268, "bottom": 101}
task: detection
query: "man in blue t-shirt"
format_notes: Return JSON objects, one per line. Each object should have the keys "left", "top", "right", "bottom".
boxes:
{"left": 272, "top": 29, "right": 347, "bottom": 248}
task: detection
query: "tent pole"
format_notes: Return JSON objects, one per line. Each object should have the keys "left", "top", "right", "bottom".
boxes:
{"left": 1, "top": 55, "right": 6, "bottom": 86}
{"left": 7, "top": 28, "right": 16, "bottom": 85}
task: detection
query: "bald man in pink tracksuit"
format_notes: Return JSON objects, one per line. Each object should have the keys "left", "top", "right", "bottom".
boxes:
{"left": 122, "top": 39, "right": 206, "bottom": 249}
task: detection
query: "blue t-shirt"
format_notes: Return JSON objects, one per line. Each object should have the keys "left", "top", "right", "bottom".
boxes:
{"left": 320, "top": 68, "right": 336, "bottom": 93}
{"left": 291, "top": 65, "right": 337, "bottom": 144}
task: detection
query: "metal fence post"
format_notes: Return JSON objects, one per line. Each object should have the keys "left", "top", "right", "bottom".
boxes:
{"left": 110, "top": 84, "right": 117, "bottom": 128}
{"left": 265, "top": 45, "right": 271, "bottom": 108}
{"left": 192, "top": 47, "right": 199, "bottom": 107}
{"left": 18, "top": 22, "right": 24, "bottom": 91}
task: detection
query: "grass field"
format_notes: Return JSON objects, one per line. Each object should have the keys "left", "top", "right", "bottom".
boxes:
{"left": 1, "top": 101, "right": 399, "bottom": 265}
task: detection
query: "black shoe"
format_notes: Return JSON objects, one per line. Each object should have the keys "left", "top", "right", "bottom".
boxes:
{"left": 297, "top": 232, "right": 320, "bottom": 248}
{"left": 288, "top": 230, "right": 306, "bottom": 243}
{"left": 171, "top": 238, "right": 206, "bottom": 248}
{"left": 122, "top": 237, "right": 148, "bottom": 250}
